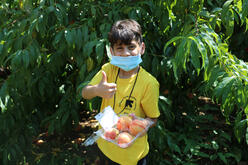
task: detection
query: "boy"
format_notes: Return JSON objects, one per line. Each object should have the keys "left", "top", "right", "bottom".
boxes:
{"left": 82, "top": 19, "right": 160, "bottom": 165}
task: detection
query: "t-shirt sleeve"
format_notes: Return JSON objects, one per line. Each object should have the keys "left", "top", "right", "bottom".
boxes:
{"left": 141, "top": 80, "right": 160, "bottom": 118}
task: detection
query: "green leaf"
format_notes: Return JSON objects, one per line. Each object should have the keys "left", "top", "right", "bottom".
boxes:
{"left": 218, "top": 152, "right": 227, "bottom": 164}
{"left": 22, "top": 50, "right": 30, "bottom": 68}
{"left": 11, "top": 50, "right": 22, "bottom": 67}
{"left": 10, "top": 147, "right": 16, "bottom": 160}
{"left": 53, "top": 31, "right": 63, "bottom": 46}
{"left": 39, "top": 79, "right": 46, "bottom": 97}
{"left": 211, "top": 140, "right": 219, "bottom": 150}
{"left": 194, "top": 151, "right": 209, "bottom": 158}
{"left": 172, "top": 38, "right": 188, "bottom": 80}
{"left": 83, "top": 40, "right": 98, "bottom": 57}
{"left": 14, "top": 37, "right": 23, "bottom": 51}
{"left": 152, "top": 56, "right": 160, "bottom": 77}
{"left": 175, "top": 39, "right": 187, "bottom": 67}
{"left": 214, "top": 76, "right": 235, "bottom": 100}
{"left": 221, "top": 76, "right": 235, "bottom": 104}
{"left": 159, "top": 96, "right": 172, "bottom": 106}
{"left": 190, "top": 40, "right": 201, "bottom": 74}
{"left": 220, "top": 131, "right": 231, "bottom": 142}
{"left": 167, "top": 136, "right": 181, "bottom": 154}
{"left": 210, "top": 154, "right": 218, "bottom": 160}
{"left": 211, "top": 7, "right": 222, "bottom": 13}
{"left": 246, "top": 127, "right": 248, "bottom": 145}
{"left": 241, "top": 0, "right": 248, "bottom": 22}
{"left": 71, "top": 29, "right": 77, "bottom": 45}
{"left": 65, "top": 30, "right": 73, "bottom": 46}
{"left": 28, "top": 45, "right": 36, "bottom": 67}
{"left": 76, "top": 29, "right": 83, "bottom": 51}
{"left": 223, "top": 0, "right": 233, "bottom": 10}
{"left": 246, "top": 17, "right": 248, "bottom": 31}
{"left": 62, "top": 112, "right": 70, "bottom": 126}
{"left": 221, "top": 0, "right": 234, "bottom": 38}
{"left": 46, "top": 5, "right": 55, "bottom": 13}
{"left": 55, "top": 3, "right": 67, "bottom": 24}
{"left": 158, "top": 97, "right": 174, "bottom": 128}
{"left": 199, "top": 31, "right": 220, "bottom": 58}
{"left": 172, "top": 59, "right": 178, "bottom": 81}
{"left": 0, "top": 43, "right": 3, "bottom": 54}
{"left": 81, "top": 25, "right": 89, "bottom": 42}
{"left": 95, "top": 41, "right": 104, "bottom": 65}
{"left": 163, "top": 36, "right": 184, "bottom": 54}
{"left": 245, "top": 105, "right": 248, "bottom": 114}
{"left": 225, "top": 152, "right": 241, "bottom": 163}
{"left": 234, "top": 119, "right": 248, "bottom": 143}
{"left": 48, "top": 121, "right": 55, "bottom": 135}
{"left": 206, "top": 66, "right": 224, "bottom": 87}
{"left": 91, "top": 6, "right": 96, "bottom": 16}
{"left": 79, "top": 63, "right": 87, "bottom": 81}
{"left": 188, "top": 36, "right": 208, "bottom": 69}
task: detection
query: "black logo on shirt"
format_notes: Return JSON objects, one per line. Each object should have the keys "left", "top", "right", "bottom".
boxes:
{"left": 119, "top": 96, "right": 136, "bottom": 113}
{"left": 125, "top": 99, "right": 133, "bottom": 108}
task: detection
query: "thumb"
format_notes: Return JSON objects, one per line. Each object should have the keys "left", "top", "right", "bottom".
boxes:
{"left": 101, "top": 71, "right": 107, "bottom": 83}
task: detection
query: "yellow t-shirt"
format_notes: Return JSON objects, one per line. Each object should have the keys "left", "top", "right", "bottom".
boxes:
{"left": 89, "top": 63, "right": 160, "bottom": 165}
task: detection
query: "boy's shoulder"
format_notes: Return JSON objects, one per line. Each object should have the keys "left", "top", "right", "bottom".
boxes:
{"left": 101, "top": 62, "right": 111, "bottom": 69}
{"left": 101, "top": 62, "right": 117, "bottom": 71}
{"left": 140, "top": 67, "right": 159, "bottom": 86}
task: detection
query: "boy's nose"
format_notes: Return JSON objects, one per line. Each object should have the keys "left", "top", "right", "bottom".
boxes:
{"left": 122, "top": 48, "right": 131, "bottom": 56}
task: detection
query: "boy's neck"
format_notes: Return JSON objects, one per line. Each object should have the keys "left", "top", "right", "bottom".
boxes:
{"left": 119, "top": 66, "right": 140, "bottom": 79}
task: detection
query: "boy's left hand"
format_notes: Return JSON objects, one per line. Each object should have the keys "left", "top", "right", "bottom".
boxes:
{"left": 139, "top": 118, "right": 157, "bottom": 137}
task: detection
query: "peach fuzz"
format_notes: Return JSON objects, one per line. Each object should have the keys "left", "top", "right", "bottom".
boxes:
{"left": 116, "top": 132, "right": 133, "bottom": 145}
{"left": 129, "top": 119, "right": 147, "bottom": 136}
{"left": 116, "top": 116, "right": 132, "bottom": 131}
{"left": 104, "top": 128, "right": 119, "bottom": 140}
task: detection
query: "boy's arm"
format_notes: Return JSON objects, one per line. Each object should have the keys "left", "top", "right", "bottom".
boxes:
{"left": 82, "top": 71, "right": 117, "bottom": 100}
{"left": 81, "top": 84, "right": 98, "bottom": 100}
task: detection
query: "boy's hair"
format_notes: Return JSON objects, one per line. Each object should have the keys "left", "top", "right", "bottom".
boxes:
{"left": 108, "top": 19, "right": 143, "bottom": 47}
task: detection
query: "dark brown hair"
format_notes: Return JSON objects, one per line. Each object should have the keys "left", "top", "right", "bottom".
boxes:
{"left": 108, "top": 19, "right": 143, "bottom": 47}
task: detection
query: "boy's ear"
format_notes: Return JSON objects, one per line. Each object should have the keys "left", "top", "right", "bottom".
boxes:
{"left": 141, "top": 42, "right": 145, "bottom": 55}
{"left": 110, "top": 46, "right": 114, "bottom": 55}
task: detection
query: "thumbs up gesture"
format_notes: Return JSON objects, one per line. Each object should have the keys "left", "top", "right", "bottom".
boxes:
{"left": 96, "top": 71, "right": 117, "bottom": 99}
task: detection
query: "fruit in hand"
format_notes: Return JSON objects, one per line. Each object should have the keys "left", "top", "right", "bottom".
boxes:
{"left": 104, "top": 128, "right": 119, "bottom": 140}
{"left": 117, "top": 132, "right": 133, "bottom": 145}
{"left": 117, "top": 116, "right": 132, "bottom": 131}
{"left": 129, "top": 119, "right": 147, "bottom": 136}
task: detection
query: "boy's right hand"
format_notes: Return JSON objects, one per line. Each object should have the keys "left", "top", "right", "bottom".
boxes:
{"left": 96, "top": 71, "right": 117, "bottom": 99}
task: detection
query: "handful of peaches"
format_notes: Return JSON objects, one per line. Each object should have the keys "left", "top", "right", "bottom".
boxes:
{"left": 102, "top": 114, "right": 153, "bottom": 148}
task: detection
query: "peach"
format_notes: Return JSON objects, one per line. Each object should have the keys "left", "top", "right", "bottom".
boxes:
{"left": 116, "top": 132, "right": 133, "bottom": 145}
{"left": 104, "top": 128, "right": 119, "bottom": 140}
{"left": 129, "top": 119, "right": 147, "bottom": 136}
{"left": 116, "top": 116, "right": 132, "bottom": 131}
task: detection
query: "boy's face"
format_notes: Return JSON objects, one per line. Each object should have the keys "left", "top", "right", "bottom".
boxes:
{"left": 110, "top": 40, "right": 145, "bottom": 57}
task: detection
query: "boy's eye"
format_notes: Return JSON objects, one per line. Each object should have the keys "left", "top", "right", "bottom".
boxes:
{"left": 128, "top": 45, "right": 136, "bottom": 49}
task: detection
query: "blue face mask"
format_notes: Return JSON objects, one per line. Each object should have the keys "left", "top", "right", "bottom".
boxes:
{"left": 110, "top": 55, "right": 142, "bottom": 71}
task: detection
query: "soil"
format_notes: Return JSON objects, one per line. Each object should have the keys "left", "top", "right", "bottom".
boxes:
{"left": 32, "top": 109, "right": 101, "bottom": 165}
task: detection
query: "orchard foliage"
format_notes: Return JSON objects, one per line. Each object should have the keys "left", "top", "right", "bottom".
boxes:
{"left": 0, "top": 0, "right": 248, "bottom": 164}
